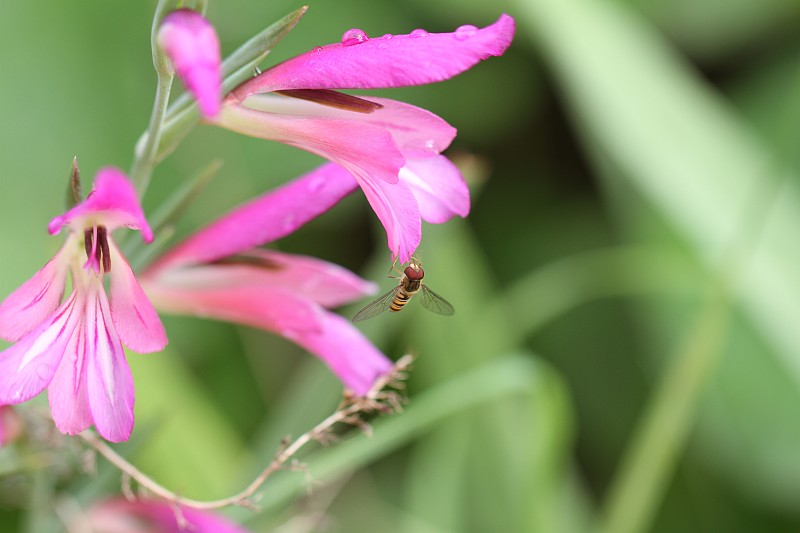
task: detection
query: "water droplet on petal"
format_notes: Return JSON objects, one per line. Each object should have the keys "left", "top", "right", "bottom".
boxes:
{"left": 424, "top": 139, "right": 438, "bottom": 152}
{"left": 312, "top": 46, "right": 323, "bottom": 52}
{"left": 341, "top": 28, "right": 369, "bottom": 46}
{"left": 381, "top": 33, "right": 393, "bottom": 40}
{"left": 454, "top": 25, "right": 477, "bottom": 41}
{"left": 410, "top": 28, "right": 429, "bottom": 38}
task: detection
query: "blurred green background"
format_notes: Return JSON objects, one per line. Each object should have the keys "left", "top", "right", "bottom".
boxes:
{"left": 3, "top": 0, "right": 800, "bottom": 532}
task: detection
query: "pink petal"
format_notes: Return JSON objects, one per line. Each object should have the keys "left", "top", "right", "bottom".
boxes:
{"left": 242, "top": 94, "right": 456, "bottom": 157}
{"left": 85, "top": 287, "right": 135, "bottom": 442}
{"left": 144, "top": 273, "right": 391, "bottom": 394}
{"left": 0, "top": 242, "right": 71, "bottom": 342}
{"left": 146, "top": 279, "right": 324, "bottom": 338}
{"left": 147, "top": 163, "right": 359, "bottom": 272}
{"left": 48, "top": 168, "right": 153, "bottom": 243}
{"left": 213, "top": 103, "right": 405, "bottom": 184}
{"left": 107, "top": 240, "right": 167, "bottom": 353}
{"left": 359, "top": 174, "right": 421, "bottom": 263}
{"left": 294, "top": 313, "right": 393, "bottom": 396}
{"left": 85, "top": 498, "right": 252, "bottom": 533}
{"left": 158, "top": 9, "right": 222, "bottom": 118}
{"left": 232, "top": 14, "right": 515, "bottom": 99}
{"left": 0, "top": 292, "right": 81, "bottom": 405}
{"left": 400, "top": 155, "right": 470, "bottom": 223}
{"left": 48, "top": 323, "right": 92, "bottom": 436}
{"left": 150, "top": 252, "right": 374, "bottom": 308}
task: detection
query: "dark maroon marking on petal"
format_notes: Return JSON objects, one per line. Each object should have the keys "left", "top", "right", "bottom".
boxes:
{"left": 210, "top": 253, "right": 286, "bottom": 270}
{"left": 276, "top": 89, "right": 384, "bottom": 114}
{"left": 97, "top": 226, "right": 111, "bottom": 273}
{"left": 84, "top": 229, "right": 94, "bottom": 260}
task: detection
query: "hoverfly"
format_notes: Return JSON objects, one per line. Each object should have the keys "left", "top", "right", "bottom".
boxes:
{"left": 352, "top": 258, "right": 455, "bottom": 322}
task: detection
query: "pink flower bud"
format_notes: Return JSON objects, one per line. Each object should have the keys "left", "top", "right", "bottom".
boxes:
{"left": 76, "top": 498, "right": 252, "bottom": 533}
{"left": 158, "top": 9, "right": 222, "bottom": 118}
{"left": 0, "top": 406, "right": 22, "bottom": 447}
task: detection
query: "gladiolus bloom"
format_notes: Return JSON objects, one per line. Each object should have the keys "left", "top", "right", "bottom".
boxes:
{"left": 0, "top": 168, "right": 167, "bottom": 442}
{"left": 143, "top": 164, "right": 393, "bottom": 396}
{"left": 78, "top": 498, "right": 251, "bottom": 533}
{"left": 213, "top": 14, "right": 516, "bottom": 262}
{"left": 158, "top": 9, "right": 222, "bottom": 118}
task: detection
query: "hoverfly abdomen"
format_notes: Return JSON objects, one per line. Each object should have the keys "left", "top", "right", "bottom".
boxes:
{"left": 389, "top": 288, "right": 413, "bottom": 312}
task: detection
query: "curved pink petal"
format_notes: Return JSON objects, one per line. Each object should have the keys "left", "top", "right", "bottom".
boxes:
{"left": 0, "top": 242, "right": 71, "bottom": 342}
{"left": 85, "top": 288, "right": 135, "bottom": 442}
{"left": 0, "top": 292, "right": 81, "bottom": 405}
{"left": 48, "top": 167, "right": 153, "bottom": 243}
{"left": 48, "top": 324, "right": 92, "bottom": 436}
{"left": 159, "top": 9, "right": 222, "bottom": 118}
{"left": 232, "top": 14, "right": 515, "bottom": 99}
{"left": 150, "top": 252, "right": 374, "bottom": 308}
{"left": 243, "top": 94, "right": 456, "bottom": 157}
{"left": 294, "top": 313, "right": 393, "bottom": 396}
{"left": 147, "top": 163, "right": 359, "bottom": 272}
{"left": 107, "top": 241, "right": 167, "bottom": 353}
{"left": 85, "top": 498, "right": 252, "bottom": 533}
{"left": 146, "top": 279, "right": 324, "bottom": 338}
{"left": 359, "top": 174, "right": 421, "bottom": 263}
{"left": 144, "top": 274, "right": 390, "bottom": 393}
{"left": 400, "top": 156, "right": 470, "bottom": 223}
{"left": 213, "top": 103, "right": 405, "bottom": 184}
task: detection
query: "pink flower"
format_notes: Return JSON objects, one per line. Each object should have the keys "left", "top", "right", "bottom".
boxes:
{"left": 212, "top": 14, "right": 515, "bottom": 262}
{"left": 158, "top": 9, "right": 222, "bottom": 118}
{"left": 143, "top": 164, "right": 393, "bottom": 396}
{"left": 78, "top": 498, "right": 251, "bottom": 533}
{"left": 0, "top": 168, "right": 167, "bottom": 442}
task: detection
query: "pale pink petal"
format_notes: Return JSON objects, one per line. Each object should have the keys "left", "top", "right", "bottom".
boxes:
{"left": 147, "top": 163, "right": 359, "bottom": 272}
{"left": 85, "top": 288, "right": 135, "bottom": 442}
{"left": 149, "top": 252, "right": 374, "bottom": 308}
{"left": 48, "top": 323, "right": 92, "bottom": 436}
{"left": 107, "top": 241, "right": 167, "bottom": 353}
{"left": 146, "top": 280, "right": 324, "bottom": 338}
{"left": 146, "top": 275, "right": 390, "bottom": 395}
{"left": 232, "top": 14, "right": 515, "bottom": 99}
{"left": 359, "top": 174, "right": 421, "bottom": 263}
{"left": 221, "top": 250, "right": 377, "bottom": 307}
{"left": 294, "top": 313, "right": 393, "bottom": 396}
{"left": 158, "top": 9, "right": 222, "bottom": 118}
{"left": 85, "top": 498, "right": 252, "bottom": 533}
{"left": 400, "top": 156, "right": 470, "bottom": 223}
{"left": 213, "top": 103, "right": 405, "bottom": 184}
{"left": 243, "top": 94, "right": 456, "bottom": 156}
{"left": 0, "top": 292, "right": 81, "bottom": 405}
{"left": 0, "top": 242, "right": 71, "bottom": 342}
{"left": 48, "top": 168, "right": 153, "bottom": 243}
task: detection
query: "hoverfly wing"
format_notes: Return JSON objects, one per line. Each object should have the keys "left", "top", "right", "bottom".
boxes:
{"left": 420, "top": 285, "right": 455, "bottom": 316}
{"left": 352, "top": 287, "right": 398, "bottom": 322}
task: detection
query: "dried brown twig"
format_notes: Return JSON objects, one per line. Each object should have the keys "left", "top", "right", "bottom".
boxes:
{"left": 78, "top": 355, "right": 413, "bottom": 511}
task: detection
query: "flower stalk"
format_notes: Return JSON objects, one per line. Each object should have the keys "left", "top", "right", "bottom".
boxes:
{"left": 79, "top": 355, "right": 412, "bottom": 511}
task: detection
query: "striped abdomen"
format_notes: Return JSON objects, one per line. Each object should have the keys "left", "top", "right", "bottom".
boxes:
{"left": 390, "top": 278, "right": 421, "bottom": 312}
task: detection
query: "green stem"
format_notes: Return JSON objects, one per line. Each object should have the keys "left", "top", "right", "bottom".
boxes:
{"left": 595, "top": 285, "right": 731, "bottom": 533}
{"left": 130, "top": 72, "right": 174, "bottom": 196}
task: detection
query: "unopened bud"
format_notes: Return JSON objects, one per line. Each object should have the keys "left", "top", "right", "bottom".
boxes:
{"left": 158, "top": 9, "right": 222, "bottom": 118}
